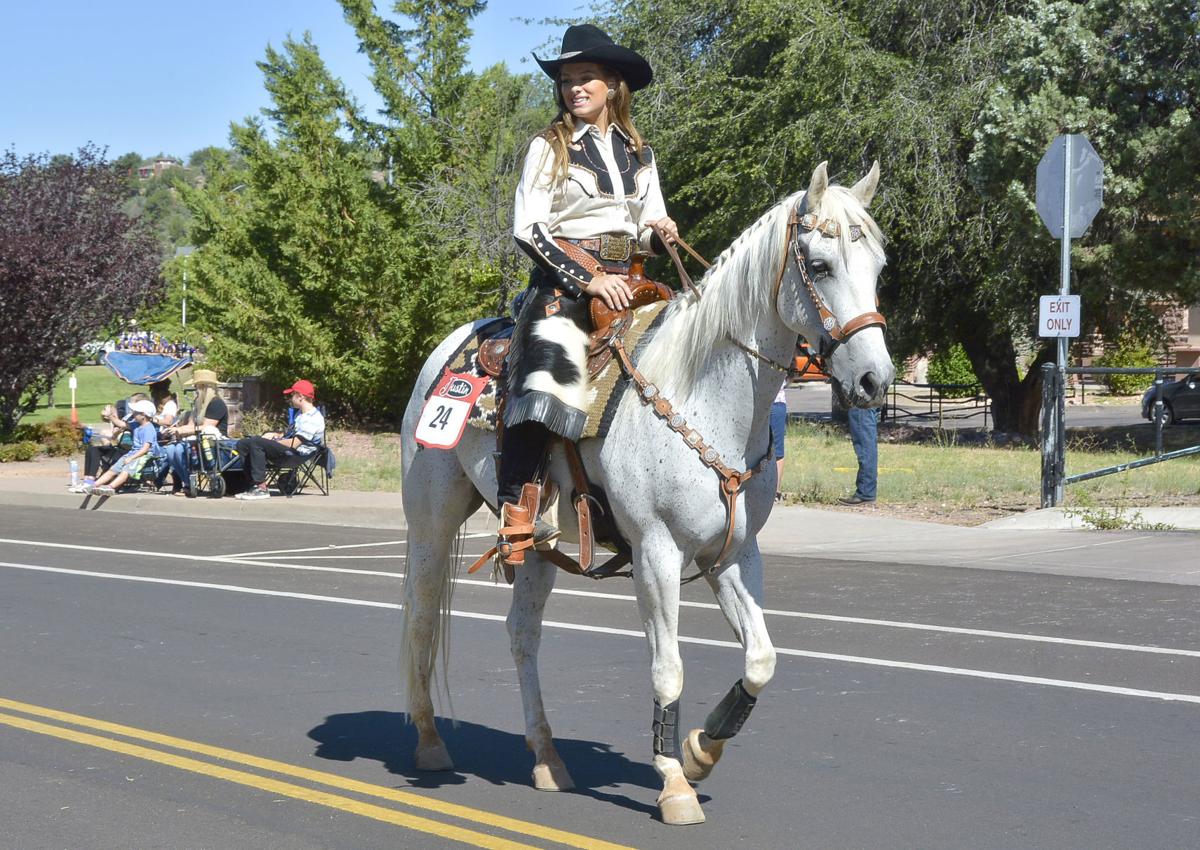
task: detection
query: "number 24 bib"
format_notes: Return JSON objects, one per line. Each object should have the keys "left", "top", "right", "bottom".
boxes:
{"left": 414, "top": 369, "right": 491, "bottom": 450}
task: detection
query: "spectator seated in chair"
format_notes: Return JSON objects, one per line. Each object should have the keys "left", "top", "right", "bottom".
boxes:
{"left": 157, "top": 369, "right": 229, "bottom": 496}
{"left": 83, "top": 401, "right": 160, "bottom": 495}
{"left": 235, "top": 380, "right": 325, "bottom": 501}
{"left": 72, "top": 392, "right": 148, "bottom": 493}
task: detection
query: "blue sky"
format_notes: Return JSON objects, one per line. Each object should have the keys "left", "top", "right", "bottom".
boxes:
{"left": 0, "top": 1, "right": 570, "bottom": 160}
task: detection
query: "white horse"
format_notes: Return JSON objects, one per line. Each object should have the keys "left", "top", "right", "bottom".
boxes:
{"left": 399, "top": 161, "right": 894, "bottom": 825}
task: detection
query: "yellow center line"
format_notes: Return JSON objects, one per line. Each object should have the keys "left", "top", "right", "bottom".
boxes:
{"left": 0, "top": 711, "right": 537, "bottom": 850}
{"left": 0, "top": 698, "right": 636, "bottom": 850}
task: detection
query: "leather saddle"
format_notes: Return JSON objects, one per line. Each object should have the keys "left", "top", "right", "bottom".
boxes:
{"left": 478, "top": 254, "right": 672, "bottom": 380}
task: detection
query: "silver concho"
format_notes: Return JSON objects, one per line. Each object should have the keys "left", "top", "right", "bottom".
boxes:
{"left": 669, "top": 413, "right": 685, "bottom": 429}
{"left": 642, "top": 384, "right": 659, "bottom": 399}
{"left": 702, "top": 447, "right": 719, "bottom": 463}
{"left": 822, "top": 315, "right": 837, "bottom": 331}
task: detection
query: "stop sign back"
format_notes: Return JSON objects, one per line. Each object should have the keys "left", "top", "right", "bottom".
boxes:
{"left": 1036, "top": 134, "right": 1104, "bottom": 239}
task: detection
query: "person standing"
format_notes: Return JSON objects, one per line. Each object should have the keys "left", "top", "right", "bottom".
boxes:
{"left": 769, "top": 384, "right": 788, "bottom": 502}
{"left": 493, "top": 23, "right": 678, "bottom": 568}
{"left": 840, "top": 406, "right": 879, "bottom": 505}
{"left": 234, "top": 380, "right": 325, "bottom": 501}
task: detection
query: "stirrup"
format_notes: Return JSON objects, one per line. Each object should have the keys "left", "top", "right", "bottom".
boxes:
{"left": 468, "top": 483, "right": 542, "bottom": 580}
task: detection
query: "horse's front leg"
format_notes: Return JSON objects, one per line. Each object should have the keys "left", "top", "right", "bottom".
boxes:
{"left": 634, "top": 532, "right": 705, "bottom": 825}
{"left": 507, "top": 552, "right": 575, "bottom": 791}
{"left": 683, "top": 539, "right": 776, "bottom": 783}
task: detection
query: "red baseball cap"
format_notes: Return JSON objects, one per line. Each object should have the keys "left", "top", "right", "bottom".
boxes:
{"left": 283, "top": 379, "right": 316, "bottom": 399}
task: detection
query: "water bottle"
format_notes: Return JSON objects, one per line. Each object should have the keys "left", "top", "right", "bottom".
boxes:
{"left": 68, "top": 459, "right": 79, "bottom": 488}
{"left": 82, "top": 426, "right": 93, "bottom": 445}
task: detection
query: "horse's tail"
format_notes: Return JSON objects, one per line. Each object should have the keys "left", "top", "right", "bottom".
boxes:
{"left": 398, "top": 316, "right": 495, "bottom": 724}
{"left": 399, "top": 522, "right": 467, "bottom": 721}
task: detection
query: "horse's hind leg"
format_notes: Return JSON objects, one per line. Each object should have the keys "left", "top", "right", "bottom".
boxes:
{"left": 401, "top": 449, "right": 483, "bottom": 772}
{"left": 507, "top": 552, "right": 575, "bottom": 791}
{"left": 683, "top": 540, "right": 776, "bottom": 783}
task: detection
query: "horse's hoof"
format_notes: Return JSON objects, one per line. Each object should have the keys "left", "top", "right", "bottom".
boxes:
{"left": 414, "top": 742, "right": 454, "bottom": 771}
{"left": 682, "top": 729, "right": 725, "bottom": 782}
{"left": 658, "top": 775, "right": 705, "bottom": 825}
{"left": 532, "top": 760, "right": 575, "bottom": 791}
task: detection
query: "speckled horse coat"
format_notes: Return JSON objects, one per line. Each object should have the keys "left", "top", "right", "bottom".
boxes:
{"left": 398, "top": 162, "right": 894, "bottom": 825}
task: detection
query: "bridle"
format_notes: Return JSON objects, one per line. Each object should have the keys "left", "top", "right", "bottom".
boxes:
{"left": 770, "top": 208, "right": 887, "bottom": 359}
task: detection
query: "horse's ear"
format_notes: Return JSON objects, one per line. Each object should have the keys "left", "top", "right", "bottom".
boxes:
{"left": 850, "top": 160, "right": 880, "bottom": 207}
{"left": 805, "top": 161, "right": 829, "bottom": 209}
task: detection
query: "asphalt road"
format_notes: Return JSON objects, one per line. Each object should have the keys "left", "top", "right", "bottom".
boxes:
{"left": 2, "top": 506, "right": 1198, "bottom": 849}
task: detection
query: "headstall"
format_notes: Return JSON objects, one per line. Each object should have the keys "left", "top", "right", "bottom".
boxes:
{"left": 772, "top": 208, "right": 887, "bottom": 358}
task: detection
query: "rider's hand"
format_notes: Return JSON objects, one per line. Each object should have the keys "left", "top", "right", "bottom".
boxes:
{"left": 584, "top": 273, "right": 633, "bottom": 310}
{"left": 646, "top": 216, "right": 679, "bottom": 245}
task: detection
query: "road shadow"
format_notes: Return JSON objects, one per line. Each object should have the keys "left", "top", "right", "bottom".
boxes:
{"left": 307, "top": 710, "right": 672, "bottom": 816}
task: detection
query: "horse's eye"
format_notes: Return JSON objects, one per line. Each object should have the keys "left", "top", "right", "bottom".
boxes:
{"left": 809, "top": 258, "right": 830, "bottom": 277}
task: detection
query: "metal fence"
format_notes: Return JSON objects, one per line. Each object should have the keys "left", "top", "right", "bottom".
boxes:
{"left": 883, "top": 380, "right": 990, "bottom": 429}
{"left": 1039, "top": 364, "right": 1200, "bottom": 507}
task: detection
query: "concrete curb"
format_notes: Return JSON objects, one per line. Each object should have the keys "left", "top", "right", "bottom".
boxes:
{"left": 981, "top": 506, "right": 1200, "bottom": 531}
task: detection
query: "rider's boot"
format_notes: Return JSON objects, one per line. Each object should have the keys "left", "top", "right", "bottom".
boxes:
{"left": 495, "top": 423, "right": 560, "bottom": 582}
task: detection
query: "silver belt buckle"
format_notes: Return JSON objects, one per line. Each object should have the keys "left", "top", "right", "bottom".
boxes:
{"left": 599, "top": 234, "right": 633, "bottom": 262}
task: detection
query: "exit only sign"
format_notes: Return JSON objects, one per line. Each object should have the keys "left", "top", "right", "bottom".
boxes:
{"left": 1039, "top": 295, "right": 1081, "bottom": 338}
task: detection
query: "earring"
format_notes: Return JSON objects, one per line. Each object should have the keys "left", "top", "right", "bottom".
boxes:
{"left": 606, "top": 89, "right": 616, "bottom": 101}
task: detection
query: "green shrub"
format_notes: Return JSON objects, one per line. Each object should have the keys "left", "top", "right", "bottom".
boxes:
{"left": 37, "top": 416, "right": 80, "bottom": 456}
{"left": 9, "top": 416, "right": 79, "bottom": 456}
{"left": 236, "top": 406, "right": 286, "bottom": 439}
{"left": 1095, "top": 336, "right": 1157, "bottom": 395}
{"left": 0, "top": 441, "right": 40, "bottom": 462}
{"left": 926, "top": 344, "right": 980, "bottom": 398}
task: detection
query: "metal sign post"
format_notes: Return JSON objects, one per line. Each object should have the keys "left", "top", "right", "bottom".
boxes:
{"left": 1035, "top": 134, "right": 1103, "bottom": 507}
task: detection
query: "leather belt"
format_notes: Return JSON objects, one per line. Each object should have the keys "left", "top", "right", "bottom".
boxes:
{"left": 566, "top": 234, "right": 635, "bottom": 262}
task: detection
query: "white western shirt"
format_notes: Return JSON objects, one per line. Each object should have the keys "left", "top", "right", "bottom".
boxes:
{"left": 513, "top": 122, "right": 668, "bottom": 296}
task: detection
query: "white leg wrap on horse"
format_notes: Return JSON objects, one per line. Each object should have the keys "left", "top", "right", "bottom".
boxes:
{"left": 704, "top": 679, "right": 757, "bottom": 740}
{"left": 653, "top": 698, "right": 682, "bottom": 760}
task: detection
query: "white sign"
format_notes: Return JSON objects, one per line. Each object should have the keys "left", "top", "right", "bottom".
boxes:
{"left": 68, "top": 375, "right": 78, "bottom": 391}
{"left": 1039, "top": 295, "right": 1081, "bottom": 338}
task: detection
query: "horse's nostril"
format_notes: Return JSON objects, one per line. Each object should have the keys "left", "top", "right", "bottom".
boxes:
{"left": 859, "top": 371, "right": 880, "bottom": 398}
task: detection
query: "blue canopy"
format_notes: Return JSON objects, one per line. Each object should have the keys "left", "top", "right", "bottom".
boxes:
{"left": 101, "top": 351, "right": 193, "bottom": 385}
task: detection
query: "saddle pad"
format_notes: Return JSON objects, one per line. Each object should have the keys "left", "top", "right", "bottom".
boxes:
{"left": 427, "top": 301, "right": 671, "bottom": 441}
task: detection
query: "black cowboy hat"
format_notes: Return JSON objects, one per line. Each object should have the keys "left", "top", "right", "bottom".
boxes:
{"left": 534, "top": 24, "right": 653, "bottom": 92}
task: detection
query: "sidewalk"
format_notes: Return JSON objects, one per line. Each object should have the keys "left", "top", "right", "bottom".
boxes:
{"left": 3, "top": 458, "right": 1198, "bottom": 585}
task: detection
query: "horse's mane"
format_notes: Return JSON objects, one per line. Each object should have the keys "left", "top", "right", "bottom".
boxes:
{"left": 640, "top": 185, "right": 885, "bottom": 400}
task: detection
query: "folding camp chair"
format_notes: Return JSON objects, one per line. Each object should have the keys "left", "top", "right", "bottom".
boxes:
{"left": 265, "top": 439, "right": 333, "bottom": 497}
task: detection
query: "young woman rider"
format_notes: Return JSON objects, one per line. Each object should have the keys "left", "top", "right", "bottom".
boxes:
{"left": 496, "top": 24, "right": 678, "bottom": 569}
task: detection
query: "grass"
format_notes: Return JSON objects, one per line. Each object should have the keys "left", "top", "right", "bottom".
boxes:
{"left": 319, "top": 420, "right": 1199, "bottom": 523}
{"left": 22, "top": 365, "right": 183, "bottom": 427}
{"left": 779, "top": 420, "right": 1200, "bottom": 517}
{"left": 330, "top": 432, "right": 402, "bottom": 492}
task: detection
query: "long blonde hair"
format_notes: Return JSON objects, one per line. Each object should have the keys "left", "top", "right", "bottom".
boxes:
{"left": 542, "top": 68, "right": 647, "bottom": 185}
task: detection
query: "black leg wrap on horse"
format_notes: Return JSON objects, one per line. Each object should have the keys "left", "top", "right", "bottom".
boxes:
{"left": 703, "top": 679, "right": 757, "bottom": 741}
{"left": 652, "top": 699, "right": 681, "bottom": 760}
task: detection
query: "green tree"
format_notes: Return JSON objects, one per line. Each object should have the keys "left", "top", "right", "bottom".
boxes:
{"left": 176, "top": 34, "right": 484, "bottom": 422}
{"left": 339, "top": 0, "right": 547, "bottom": 309}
